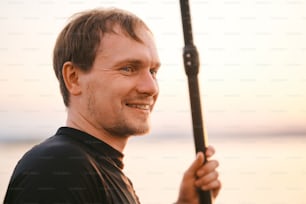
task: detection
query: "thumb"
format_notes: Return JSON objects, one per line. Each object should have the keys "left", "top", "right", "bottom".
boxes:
{"left": 186, "top": 152, "right": 205, "bottom": 174}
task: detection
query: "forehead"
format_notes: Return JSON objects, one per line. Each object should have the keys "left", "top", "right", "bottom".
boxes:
{"left": 96, "top": 25, "right": 160, "bottom": 68}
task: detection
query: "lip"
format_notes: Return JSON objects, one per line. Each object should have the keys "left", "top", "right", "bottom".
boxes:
{"left": 125, "top": 101, "right": 154, "bottom": 112}
{"left": 126, "top": 104, "right": 150, "bottom": 110}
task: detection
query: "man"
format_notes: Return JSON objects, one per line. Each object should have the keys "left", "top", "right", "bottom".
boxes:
{"left": 4, "top": 8, "right": 221, "bottom": 204}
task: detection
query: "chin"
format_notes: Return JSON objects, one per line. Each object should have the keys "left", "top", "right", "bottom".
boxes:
{"left": 134, "top": 130, "right": 150, "bottom": 136}
{"left": 131, "top": 123, "right": 151, "bottom": 136}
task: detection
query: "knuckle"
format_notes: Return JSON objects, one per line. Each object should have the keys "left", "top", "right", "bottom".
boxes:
{"left": 215, "top": 171, "right": 219, "bottom": 178}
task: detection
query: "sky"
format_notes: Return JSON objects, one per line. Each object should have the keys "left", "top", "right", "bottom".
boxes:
{"left": 0, "top": 0, "right": 305, "bottom": 141}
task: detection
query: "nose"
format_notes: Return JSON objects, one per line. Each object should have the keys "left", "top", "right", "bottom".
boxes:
{"left": 136, "top": 70, "right": 159, "bottom": 96}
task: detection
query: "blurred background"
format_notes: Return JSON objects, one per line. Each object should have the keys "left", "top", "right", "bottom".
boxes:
{"left": 0, "top": 0, "right": 305, "bottom": 203}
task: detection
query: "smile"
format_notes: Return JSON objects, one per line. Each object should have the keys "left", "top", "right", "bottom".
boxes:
{"left": 126, "top": 104, "right": 150, "bottom": 110}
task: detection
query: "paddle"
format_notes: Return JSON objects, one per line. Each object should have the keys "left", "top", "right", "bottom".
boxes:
{"left": 179, "top": 0, "right": 212, "bottom": 203}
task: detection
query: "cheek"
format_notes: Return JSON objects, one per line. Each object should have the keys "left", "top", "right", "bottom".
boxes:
{"left": 90, "top": 75, "right": 136, "bottom": 108}
{"left": 96, "top": 84, "right": 124, "bottom": 109}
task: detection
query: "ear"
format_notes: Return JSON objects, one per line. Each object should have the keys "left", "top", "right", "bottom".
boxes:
{"left": 62, "top": 62, "right": 82, "bottom": 96}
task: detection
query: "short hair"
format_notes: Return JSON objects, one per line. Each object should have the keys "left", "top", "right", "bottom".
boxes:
{"left": 53, "top": 8, "right": 150, "bottom": 106}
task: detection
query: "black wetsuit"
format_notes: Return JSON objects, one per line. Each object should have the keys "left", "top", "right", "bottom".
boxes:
{"left": 4, "top": 127, "right": 140, "bottom": 204}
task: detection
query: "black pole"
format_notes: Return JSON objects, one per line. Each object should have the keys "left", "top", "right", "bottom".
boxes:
{"left": 179, "top": 0, "right": 212, "bottom": 203}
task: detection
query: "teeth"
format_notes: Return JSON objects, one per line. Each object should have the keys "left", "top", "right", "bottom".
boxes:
{"left": 127, "top": 104, "right": 150, "bottom": 110}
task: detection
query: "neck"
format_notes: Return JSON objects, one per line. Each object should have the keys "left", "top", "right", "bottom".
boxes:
{"left": 66, "top": 109, "right": 129, "bottom": 153}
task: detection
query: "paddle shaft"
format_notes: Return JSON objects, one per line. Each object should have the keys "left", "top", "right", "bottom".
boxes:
{"left": 179, "top": 0, "right": 212, "bottom": 203}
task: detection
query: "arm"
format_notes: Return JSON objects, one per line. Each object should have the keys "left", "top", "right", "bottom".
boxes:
{"left": 176, "top": 146, "right": 221, "bottom": 204}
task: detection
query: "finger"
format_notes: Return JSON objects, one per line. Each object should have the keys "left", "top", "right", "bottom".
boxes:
{"left": 197, "top": 179, "right": 222, "bottom": 200}
{"left": 212, "top": 180, "right": 222, "bottom": 198}
{"left": 186, "top": 152, "right": 205, "bottom": 174}
{"left": 196, "top": 160, "right": 219, "bottom": 177}
{"left": 200, "top": 179, "right": 221, "bottom": 191}
{"left": 195, "top": 171, "right": 219, "bottom": 187}
{"left": 205, "top": 145, "right": 215, "bottom": 158}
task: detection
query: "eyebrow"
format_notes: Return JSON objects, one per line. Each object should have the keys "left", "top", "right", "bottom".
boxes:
{"left": 114, "top": 58, "right": 161, "bottom": 69}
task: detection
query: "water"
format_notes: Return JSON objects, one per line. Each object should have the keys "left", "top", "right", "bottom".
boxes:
{"left": 1, "top": 135, "right": 306, "bottom": 204}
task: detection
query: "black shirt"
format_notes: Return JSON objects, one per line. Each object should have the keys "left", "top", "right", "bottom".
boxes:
{"left": 4, "top": 127, "right": 140, "bottom": 204}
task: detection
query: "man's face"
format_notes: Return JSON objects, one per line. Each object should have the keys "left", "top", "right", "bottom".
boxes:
{"left": 78, "top": 26, "right": 160, "bottom": 138}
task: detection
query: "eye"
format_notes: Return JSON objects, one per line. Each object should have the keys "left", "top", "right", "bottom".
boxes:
{"left": 121, "top": 66, "right": 133, "bottom": 72}
{"left": 150, "top": 68, "right": 158, "bottom": 79}
{"left": 120, "top": 66, "right": 135, "bottom": 75}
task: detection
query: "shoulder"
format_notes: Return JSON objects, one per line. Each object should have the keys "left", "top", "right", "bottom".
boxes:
{"left": 15, "top": 135, "right": 91, "bottom": 174}
{"left": 5, "top": 135, "right": 107, "bottom": 203}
